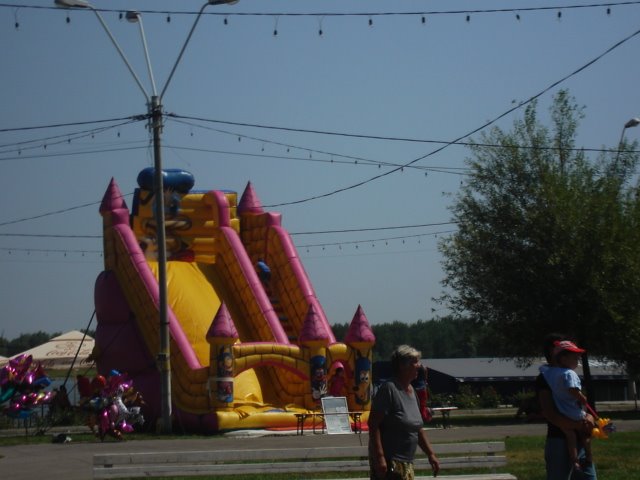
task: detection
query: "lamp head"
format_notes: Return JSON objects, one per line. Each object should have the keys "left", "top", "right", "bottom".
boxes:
{"left": 208, "top": 0, "right": 239, "bottom": 4}
{"left": 54, "top": 0, "right": 89, "bottom": 7}
{"left": 624, "top": 118, "right": 640, "bottom": 129}
{"left": 125, "top": 11, "right": 141, "bottom": 23}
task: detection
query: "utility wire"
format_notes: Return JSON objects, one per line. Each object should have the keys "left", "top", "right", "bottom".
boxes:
{"left": 289, "top": 221, "right": 456, "bottom": 236}
{"left": 171, "top": 114, "right": 639, "bottom": 155}
{"left": 0, "top": 115, "right": 146, "bottom": 134}
{"left": 0, "top": 221, "right": 455, "bottom": 239}
{"left": 297, "top": 229, "right": 457, "bottom": 249}
{"left": 0, "top": 192, "right": 133, "bottom": 228}
{"left": 256, "top": 24, "right": 640, "bottom": 207}
{"left": 0, "top": 233, "right": 100, "bottom": 238}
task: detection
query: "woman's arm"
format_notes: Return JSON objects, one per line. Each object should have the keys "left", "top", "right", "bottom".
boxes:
{"left": 539, "top": 389, "right": 594, "bottom": 433}
{"left": 367, "top": 409, "right": 388, "bottom": 479}
{"left": 418, "top": 428, "right": 440, "bottom": 476}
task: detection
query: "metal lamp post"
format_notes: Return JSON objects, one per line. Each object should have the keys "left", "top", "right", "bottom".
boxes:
{"left": 54, "top": 0, "right": 238, "bottom": 434}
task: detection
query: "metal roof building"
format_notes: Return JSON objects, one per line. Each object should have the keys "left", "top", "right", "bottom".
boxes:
{"left": 373, "top": 357, "right": 630, "bottom": 402}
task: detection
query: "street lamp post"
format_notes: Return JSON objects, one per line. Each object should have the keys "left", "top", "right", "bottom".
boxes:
{"left": 615, "top": 117, "right": 640, "bottom": 164}
{"left": 54, "top": 0, "right": 238, "bottom": 434}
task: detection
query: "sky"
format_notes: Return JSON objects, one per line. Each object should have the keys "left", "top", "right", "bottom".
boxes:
{"left": 1, "top": 0, "right": 639, "bottom": 340}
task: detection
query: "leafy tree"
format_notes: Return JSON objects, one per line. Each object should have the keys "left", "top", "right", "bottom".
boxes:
{"left": 6, "top": 331, "right": 58, "bottom": 357}
{"left": 0, "top": 336, "right": 8, "bottom": 357}
{"left": 439, "top": 90, "right": 640, "bottom": 402}
{"left": 331, "top": 317, "right": 499, "bottom": 361}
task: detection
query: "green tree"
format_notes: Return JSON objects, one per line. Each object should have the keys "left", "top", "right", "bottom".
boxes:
{"left": 7, "top": 331, "right": 57, "bottom": 356}
{"left": 439, "top": 90, "right": 640, "bottom": 402}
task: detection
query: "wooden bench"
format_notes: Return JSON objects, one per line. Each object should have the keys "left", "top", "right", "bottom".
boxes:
{"left": 93, "top": 441, "right": 516, "bottom": 479}
{"left": 431, "top": 406, "right": 459, "bottom": 429}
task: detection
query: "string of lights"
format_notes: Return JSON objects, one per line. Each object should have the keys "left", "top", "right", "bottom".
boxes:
{"left": 0, "top": 144, "right": 152, "bottom": 162}
{"left": 289, "top": 221, "right": 456, "bottom": 236}
{"left": 1, "top": 5, "right": 637, "bottom": 240}
{"left": 2, "top": 1, "right": 638, "bottom": 18}
{"left": 0, "top": 120, "right": 146, "bottom": 157}
{"left": 170, "top": 114, "right": 640, "bottom": 155}
{"left": 166, "top": 117, "right": 469, "bottom": 174}
{"left": 0, "top": 115, "right": 145, "bottom": 134}
{"left": 0, "top": 227, "right": 455, "bottom": 259}
{"left": 2, "top": 112, "right": 635, "bottom": 166}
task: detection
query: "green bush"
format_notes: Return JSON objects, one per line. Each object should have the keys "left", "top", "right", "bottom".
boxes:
{"left": 429, "top": 393, "right": 454, "bottom": 407}
{"left": 479, "top": 386, "right": 501, "bottom": 408}
{"left": 453, "top": 384, "right": 479, "bottom": 409}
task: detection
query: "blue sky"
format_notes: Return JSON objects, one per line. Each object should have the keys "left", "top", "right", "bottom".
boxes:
{"left": 1, "top": 0, "right": 639, "bottom": 340}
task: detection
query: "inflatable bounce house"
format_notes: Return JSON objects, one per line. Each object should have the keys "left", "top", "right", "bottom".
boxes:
{"left": 93, "top": 168, "right": 375, "bottom": 433}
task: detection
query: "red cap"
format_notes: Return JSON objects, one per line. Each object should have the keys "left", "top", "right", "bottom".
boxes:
{"left": 553, "top": 340, "right": 585, "bottom": 356}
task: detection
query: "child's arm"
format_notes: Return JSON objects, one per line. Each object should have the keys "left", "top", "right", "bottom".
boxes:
{"left": 568, "top": 387, "right": 588, "bottom": 406}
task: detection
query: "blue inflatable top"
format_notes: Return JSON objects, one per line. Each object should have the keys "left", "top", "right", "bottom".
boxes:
{"left": 136, "top": 168, "right": 195, "bottom": 194}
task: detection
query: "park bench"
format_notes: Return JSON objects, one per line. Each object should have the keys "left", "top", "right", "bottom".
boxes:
{"left": 93, "top": 441, "right": 516, "bottom": 479}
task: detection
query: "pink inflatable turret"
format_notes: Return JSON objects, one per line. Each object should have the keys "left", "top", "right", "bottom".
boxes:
{"left": 206, "top": 303, "right": 238, "bottom": 409}
{"left": 345, "top": 305, "right": 375, "bottom": 410}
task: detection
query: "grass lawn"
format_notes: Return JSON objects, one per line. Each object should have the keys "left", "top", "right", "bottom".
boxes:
{"left": 505, "top": 432, "right": 640, "bottom": 480}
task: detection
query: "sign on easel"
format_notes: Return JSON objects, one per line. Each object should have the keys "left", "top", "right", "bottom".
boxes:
{"left": 321, "top": 396, "right": 352, "bottom": 434}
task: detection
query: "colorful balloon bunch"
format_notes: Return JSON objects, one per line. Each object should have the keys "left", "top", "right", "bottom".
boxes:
{"left": 0, "top": 354, "right": 53, "bottom": 419}
{"left": 77, "top": 371, "right": 144, "bottom": 441}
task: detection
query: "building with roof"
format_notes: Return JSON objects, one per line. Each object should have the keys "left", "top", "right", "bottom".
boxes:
{"left": 373, "top": 357, "right": 630, "bottom": 403}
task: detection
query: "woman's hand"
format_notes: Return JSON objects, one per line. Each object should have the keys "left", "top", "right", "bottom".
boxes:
{"left": 428, "top": 452, "right": 440, "bottom": 477}
{"left": 371, "top": 455, "right": 387, "bottom": 479}
{"left": 582, "top": 413, "right": 596, "bottom": 434}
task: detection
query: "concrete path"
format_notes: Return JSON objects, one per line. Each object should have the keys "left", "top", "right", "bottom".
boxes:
{"left": 2, "top": 420, "right": 639, "bottom": 480}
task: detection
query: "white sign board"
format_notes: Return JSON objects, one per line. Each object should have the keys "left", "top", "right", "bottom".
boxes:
{"left": 321, "top": 396, "right": 352, "bottom": 435}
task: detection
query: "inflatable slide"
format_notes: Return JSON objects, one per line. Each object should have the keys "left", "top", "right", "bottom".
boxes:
{"left": 93, "top": 168, "right": 375, "bottom": 433}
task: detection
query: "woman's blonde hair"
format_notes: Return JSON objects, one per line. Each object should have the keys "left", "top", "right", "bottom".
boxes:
{"left": 390, "top": 345, "right": 421, "bottom": 373}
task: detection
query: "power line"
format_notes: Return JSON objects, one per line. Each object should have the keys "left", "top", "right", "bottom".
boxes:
{"left": 0, "top": 145, "right": 151, "bottom": 162}
{"left": 0, "top": 193, "right": 133, "bottom": 228}
{"left": 0, "top": 115, "right": 146, "bottom": 134}
{"left": 0, "top": 233, "right": 100, "bottom": 238}
{"left": 171, "top": 114, "right": 639, "bottom": 155}
{"left": 258, "top": 24, "right": 640, "bottom": 207}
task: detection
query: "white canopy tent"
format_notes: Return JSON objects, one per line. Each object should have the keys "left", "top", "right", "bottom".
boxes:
{"left": 4, "top": 330, "right": 95, "bottom": 371}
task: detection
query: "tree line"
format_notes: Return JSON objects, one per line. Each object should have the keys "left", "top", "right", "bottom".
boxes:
{"left": 331, "top": 317, "right": 498, "bottom": 362}
{"left": 0, "top": 330, "right": 95, "bottom": 358}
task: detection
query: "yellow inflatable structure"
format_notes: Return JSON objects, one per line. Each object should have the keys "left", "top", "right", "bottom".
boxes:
{"left": 94, "top": 169, "right": 375, "bottom": 432}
